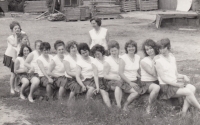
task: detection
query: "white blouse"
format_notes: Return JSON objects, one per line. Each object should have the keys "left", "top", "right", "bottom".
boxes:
{"left": 140, "top": 57, "right": 157, "bottom": 81}
{"left": 89, "top": 27, "right": 108, "bottom": 50}
{"left": 16, "top": 57, "right": 25, "bottom": 71}
{"left": 76, "top": 56, "right": 94, "bottom": 81}
{"left": 30, "top": 50, "right": 40, "bottom": 73}
{"left": 105, "top": 56, "right": 120, "bottom": 77}
{"left": 156, "top": 54, "right": 177, "bottom": 85}
{"left": 92, "top": 57, "right": 107, "bottom": 77}
{"left": 64, "top": 54, "right": 81, "bottom": 78}
{"left": 37, "top": 54, "right": 53, "bottom": 77}
{"left": 51, "top": 55, "right": 66, "bottom": 77}
{"left": 121, "top": 54, "right": 140, "bottom": 81}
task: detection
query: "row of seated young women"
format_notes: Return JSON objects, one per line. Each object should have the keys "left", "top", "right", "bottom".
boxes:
{"left": 3, "top": 21, "right": 200, "bottom": 116}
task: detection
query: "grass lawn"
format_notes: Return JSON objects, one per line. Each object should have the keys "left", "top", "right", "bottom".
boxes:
{"left": 0, "top": 14, "right": 200, "bottom": 125}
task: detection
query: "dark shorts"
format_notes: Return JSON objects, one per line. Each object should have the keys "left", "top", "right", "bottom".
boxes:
{"left": 105, "top": 79, "right": 123, "bottom": 89}
{"left": 49, "top": 76, "right": 68, "bottom": 89}
{"left": 158, "top": 84, "right": 179, "bottom": 100}
{"left": 139, "top": 80, "right": 159, "bottom": 95}
{"left": 40, "top": 76, "right": 48, "bottom": 87}
{"left": 83, "top": 78, "right": 96, "bottom": 88}
{"left": 98, "top": 77, "right": 110, "bottom": 91}
{"left": 67, "top": 77, "right": 82, "bottom": 93}
{"left": 3, "top": 54, "right": 14, "bottom": 73}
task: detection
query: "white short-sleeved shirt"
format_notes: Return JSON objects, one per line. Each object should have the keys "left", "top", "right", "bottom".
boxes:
{"left": 30, "top": 50, "right": 40, "bottom": 73}
{"left": 37, "top": 54, "right": 53, "bottom": 77}
{"left": 76, "top": 56, "right": 94, "bottom": 81}
{"left": 140, "top": 57, "right": 157, "bottom": 81}
{"left": 156, "top": 54, "right": 177, "bottom": 85}
{"left": 5, "top": 31, "right": 26, "bottom": 58}
{"left": 64, "top": 54, "right": 81, "bottom": 78}
{"left": 51, "top": 55, "right": 66, "bottom": 77}
{"left": 105, "top": 56, "right": 120, "bottom": 77}
{"left": 120, "top": 54, "right": 140, "bottom": 81}
{"left": 16, "top": 57, "right": 25, "bottom": 71}
{"left": 92, "top": 56, "right": 107, "bottom": 77}
{"left": 89, "top": 27, "right": 108, "bottom": 50}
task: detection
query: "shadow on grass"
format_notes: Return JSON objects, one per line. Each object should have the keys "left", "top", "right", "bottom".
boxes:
{"left": 1, "top": 60, "right": 200, "bottom": 125}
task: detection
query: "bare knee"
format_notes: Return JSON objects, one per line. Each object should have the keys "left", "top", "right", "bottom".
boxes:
{"left": 186, "top": 84, "right": 196, "bottom": 92}
{"left": 183, "top": 88, "right": 193, "bottom": 96}
{"left": 152, "top": 85, "right": 160, "bottom": 93}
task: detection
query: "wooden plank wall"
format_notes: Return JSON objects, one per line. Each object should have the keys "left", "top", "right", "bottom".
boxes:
{"left": 158, "top": 0, "right": 177, "bottom": 10}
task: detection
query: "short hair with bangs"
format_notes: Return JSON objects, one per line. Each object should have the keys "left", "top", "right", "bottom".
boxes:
{"left": 40, "top": 42, "right": 51, "bottom": 51}
{"left": 108, "top": 40, "right": 120, "bottom": 51}
{"left": 54, "top": 40, "right": 65, "bottom": 50}
{"left": 91, "top": 44, "right": 106, "bottom": 57}
{"left": 10, "top": 21, "right": 21, "bottom": 31}
{"left": 142, "top": 39, "right": 159, "bottom": 56}
{"left": 124, "top": 40, "right": 137, "bottom": 54}
{"left": 65, "top": 40, "right": 78, "bottom": 52}
{"left": 78, "top": 43, "right": 90, "bottom": 54}
{"left": 157, "top": 38, "right": 171, "bottom": 50}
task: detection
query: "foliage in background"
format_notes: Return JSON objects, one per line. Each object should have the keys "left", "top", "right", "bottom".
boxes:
{"left": 7, "top": 0, "right": 25, "bottom": 12}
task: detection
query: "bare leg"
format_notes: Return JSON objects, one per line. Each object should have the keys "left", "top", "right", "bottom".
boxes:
{"left": 10, "top": 72, "right": 15, "bottom": 94}
{"left": 114, "top": 86, "right": 122, "bottom": 108}
{"left": 20, "top": 78, "right": 29, "bottom": 100}
{"left": 182, "top": 99, "right": 190, "bottom": 116}
{"left": 175, "top": 88, "right": 200, "bottom": 111}
{"left": 28, "top": 77, "right": 40, "bottom": 103}
{"left": 86, "top": 86, "right": 95, "bottom": 100}
{"left": 185, "top": 84, "right": 196, "bottom": 94}
{"left": 14, "top": 76, "right": 20, "bottom": 92}
{"left": 68, "top": 91, "right": 76, "bottom": 105}
{"left": 100, "top": 89, "right": 111, "bottom": 108}
{"left": 58, "top": 87, "right": 66, "bottom": 100}
{"left": 46, "top": 84, "right": 54, "bottom": 99}
{"left": 123, "top": 88, "right": 139, "bottom": 111}
{"left": 147, "top": 84, "right": 160, "bottom": 114}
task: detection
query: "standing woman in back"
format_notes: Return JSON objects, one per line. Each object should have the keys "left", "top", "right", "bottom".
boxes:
{"left": 24, "top": 40, "right": 42, "bottom": 102}
{"left": 155, "top": 38, "right": 200, "bottom": 116}
{"left": 3, "top": 21, "right": 26, "bottom": 94}
{"left": 89, "top": 17, "right": 109, "bottom": 54}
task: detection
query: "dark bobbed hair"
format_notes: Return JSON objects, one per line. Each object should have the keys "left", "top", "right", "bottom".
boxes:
{"left": 78, "top": 43, "right": 90, "bottom": 54}
{"left": 65, "top": 40, "right": 78, "bottom": 52}
{"left": 18, "top": 33, "right": 28, "bottom": 41}
{"left": 90, "top": 17, "right": 102, "bottom": 26}
{"left": 124, "top": 40, "right": 137, "bottom": 54}
{"left": 54, "top": 40, "right": 65, "bottom": 50}
{"left": 142, "top": 39, "right": 159, "bottom": 56}
{"left": 35, "top": 40, "right": 42, "bottom": 48}
{"left": 108, "top": 40, "right": 120, "bottom": 51}
{"left": 91, "top": 44, "right": 106, "bottom": 57}
{"left": 10, "top": 21, "right": 21, "bottom": 31}
{"left": 157, "top": 38, "right": 171, "bottom": 50}
{"left": 40, "top": 42, "right": 51, "bottom": 51}
{"left": 18, "top": 44, "right": 32, "bottom": 57}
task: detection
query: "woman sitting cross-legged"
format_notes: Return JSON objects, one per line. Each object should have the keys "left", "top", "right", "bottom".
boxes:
{"left": 75, "top": 43, "right": 96, "bottom": 100}
{"left": 24, "top": 40, "right": 42, "bottom": 102}
{"left": 90, "top": 44, "right": 111, "bottom": 107}
{"left": 155, "top": 38, "right": 200, "bottom": 116}
{"left": 37, "top": 42, "right": 53, "bottom": 99}
{"left": 140, "top": 39, "right": 160, "bottom": 114}
{"left": 47, "top": 40, "right": 68, "bottom": 100}
{"left": 14, "top": 44, "right": 32, "bottom": 100}
{"left": 63, "top": 40, "right": 82, "bottom": 103}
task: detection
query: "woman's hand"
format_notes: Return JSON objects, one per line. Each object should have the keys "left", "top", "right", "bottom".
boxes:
{"left": 130, "top": 82, "right": 140, "bottom": 90}
{"left": 183, "top": 75, "right": 190, "bottom": 83}
{"left": 48, "top": 77, "right": 53, "bottom": 84}
{"left": 93, "top": 87, "right": 100, "bottom": 95}
{"left": 81, "top": 85, "right": 86, "bottom": 92}
{"left": 28, "top": 67, "right": 35, "bottom": 74}
{"left": 177, "top": 83, "right": 185, "bottom": 88}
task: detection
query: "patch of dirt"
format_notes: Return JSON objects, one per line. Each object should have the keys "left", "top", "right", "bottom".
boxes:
{"left": 0, "top": 101, "right": 31, "bottom": 125}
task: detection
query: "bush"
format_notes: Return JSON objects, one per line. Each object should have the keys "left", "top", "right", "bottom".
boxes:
{"left": 8, "top": 0, "right": 25, "bottom": 12}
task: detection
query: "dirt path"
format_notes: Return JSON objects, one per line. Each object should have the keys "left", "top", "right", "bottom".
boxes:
{"left": 0, "top": 101, "right": 31, "bottom": 125}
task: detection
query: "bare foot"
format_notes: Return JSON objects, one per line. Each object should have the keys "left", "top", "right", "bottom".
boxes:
{"left": 20, "top": 94, "right": 27, "bottom": 100}
{"left": 14, "top": 87, "right": 20, "bottom": 93}
{"left": 123, "top": 106, "right": 129, "bottom": 112}
{"left": 10, "top": 89, "right": 15, "bottom": 95}
{"left": 28, "top": 95, "right": 35, "bottom": 103}
{"left": 146, "top": 105, "right": 151, "bottom": 114}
